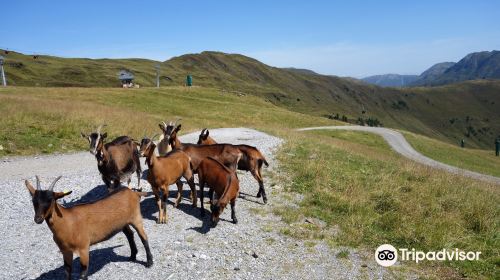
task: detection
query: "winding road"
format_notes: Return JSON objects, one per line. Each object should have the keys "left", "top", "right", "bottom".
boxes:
{"left": 298, "top": 126, "right": 500, "bottom": 185}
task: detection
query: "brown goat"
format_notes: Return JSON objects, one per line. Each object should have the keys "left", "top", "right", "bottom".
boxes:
{"left": 81, "top": 124, "right": 141, "bottom": 192}
{"left": 25, "top": 176, "right": 153, "bottom": 280}
{"left": 139, "top": 136, "right": 197, "bottom": 223}
{"left": 198, "top": 157, "right": 240, "bottom": 226}
{"left": 197, "top": 128, "right": 270, "bottom": 203}
{"left": 157, "top": 118, "right": 181, "bottom": 155}
{"left": 164, "top": 123, "right": 242, "bottom": 172}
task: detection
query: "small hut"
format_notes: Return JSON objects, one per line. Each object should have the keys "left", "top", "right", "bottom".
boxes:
{"left": 118, "top": 70, "right": 135, "bottom": 88}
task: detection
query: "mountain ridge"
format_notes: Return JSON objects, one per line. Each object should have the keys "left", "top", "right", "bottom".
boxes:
{"left": 1, "top": 49, "right": 499, "bottom": 149}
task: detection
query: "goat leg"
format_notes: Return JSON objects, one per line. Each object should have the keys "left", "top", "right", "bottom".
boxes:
{"left": 161, "top": 190, "right": 168, "bottom": 223}
{"left": 154, "top": 192, "right": 162, "bottom": 224}
{"left": 231, "top": 199, "right": 238, "bottom": 224}
{"left": 62, "top": 250, "right": 73, "bottom": 280}
{"left": 174, "top": 181, "right": 183, "bottom": 208}
{"left": 123, "top": 225, "right": 138, "bottom": 261}
{"left": 78, "top": 247, "right": 89, "bottom": 280}
{"left": 199, "top": 178, "right": 205, "bottom": 216}
{"left": 130, "top": 221, "right": 154, "bottom": 268}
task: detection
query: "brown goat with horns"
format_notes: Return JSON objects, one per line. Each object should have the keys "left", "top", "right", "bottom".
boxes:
{"left": 139, "top": 135, "right": 197, "bottom": 223}
{"left": 81, "top": 124, "right": 142, "bottom": 192}
{"left": 198, "top": 128, "right": 270, "bottom": 203}
{"left": 25, "top": 176, "right": 153, "bottom": 280}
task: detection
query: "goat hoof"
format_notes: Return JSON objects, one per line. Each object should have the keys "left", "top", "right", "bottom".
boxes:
{"left": 256, "top": 192, "right": 262, "bottom": 198}
{"left": 146, "top": 259, "right": 153, "bottom": 268}
{"left": 263, "top": 197, "right": 268, "bottom": 204}
{"left": 232, "top": 219, "right": 238, "bottom": 224}
{"left": 129, "top": 255, "right": 137, "bottom": 261}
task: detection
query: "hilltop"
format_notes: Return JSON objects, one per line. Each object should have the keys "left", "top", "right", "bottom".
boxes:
{"left": 1, "top": 49, "right": 499, "bottom": 149}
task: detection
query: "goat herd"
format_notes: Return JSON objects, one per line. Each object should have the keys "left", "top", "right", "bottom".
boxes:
{"left": 24, "top": 119, "right": 269, "bottom": 279}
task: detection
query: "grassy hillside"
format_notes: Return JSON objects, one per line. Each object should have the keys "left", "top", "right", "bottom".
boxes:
{"left": 0, "top": 86, "right": 338, "bottom": 156}
{"left": 403, "top": 131, "right": 500, "bottom": 177}
{"left": 2, "top": 49, "right": 499, "bottom": 149}
{"left": 275, "top": 130, "right": 499, "bottom": 279}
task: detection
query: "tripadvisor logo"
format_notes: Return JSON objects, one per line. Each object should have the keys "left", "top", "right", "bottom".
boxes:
{"left": 375, "top": 244, "right": 398, "bottom": 267}
{"left": 375, "top": 244, "right": 481, "bottom": 267}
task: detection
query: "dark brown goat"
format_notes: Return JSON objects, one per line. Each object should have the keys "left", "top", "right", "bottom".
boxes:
{"left": 81, "top": 125, "right": 141, "bottom": 192}
{"left": 198, "top": 157, "right": 240, "bottom": 226}
{"left": 163, "top": 123, "right": 242, "bottom": 172}
{"left": 25, "top": 176, "right": 153, "bottom": 280}
{"left": 139, "top": 136, "right": 197, "bottom": 223}
{"left": 198, "top": 128, "right": 270, "bottom": 203}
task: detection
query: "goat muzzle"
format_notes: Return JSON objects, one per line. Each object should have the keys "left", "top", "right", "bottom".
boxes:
{"left": 34, "top": 215, "right": 44, "bottom": 224}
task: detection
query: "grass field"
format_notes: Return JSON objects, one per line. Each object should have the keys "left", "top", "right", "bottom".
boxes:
{"left": 0, "top": 86, "right": 339, "bottom": 156}
{"left": 3, "top": 49, "right": 500, "bottom": 149}
{"left": 1, "top": 86, "right": 498, "bottom": 278}
{"left": 275, "top": 130, "right": 499, "bottom": 279}
{"left": 403, "top": 131, "right": 500, "bottom": 177}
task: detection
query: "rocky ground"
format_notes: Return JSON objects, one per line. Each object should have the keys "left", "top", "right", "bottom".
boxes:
{"left": 0, "top": 128, "right": 403, "bottom": 279}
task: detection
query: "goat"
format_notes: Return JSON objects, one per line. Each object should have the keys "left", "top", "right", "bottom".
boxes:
{"left": 163, "top": 122, "right": 242, "bottom": 173}
{"left": 198, "top": 157, "right": 240, "bottom": 226}
{"left": 81, "top": 124, "right": 141, "bottom": 192}
{"left": 139, "top": 135, "right": 197, "bottom": 223}
{"left": 24, "top": 176, "right": 153, "bottom": 280}
{"left": 157, "top": 119, "right": 181, "bottom": 155}
{"left": 197, "top": 128, "right": 270, "bottom": 203}
{"left": 158, "top": 118, "right": 181, "bottom": 156}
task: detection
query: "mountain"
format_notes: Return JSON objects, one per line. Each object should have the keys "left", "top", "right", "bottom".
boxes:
{"left": 427, "top": 50, "right": 500, "bottom": 85}
{"left": 411, "top": 51, "right": 500, "bottom": 86}
{"left": 1, "top": 49, "right": 499, "bottom": 149}
{"left": 362, "top": 74, "right": 419, "bottom": 87}
{"left": 411, "top": 62, "right": 455, "bottom": 86}
{"left": 282, "top": 67, "right": 318, "bottom": 75}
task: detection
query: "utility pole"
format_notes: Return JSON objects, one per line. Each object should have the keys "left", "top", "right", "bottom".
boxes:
{"left": 0, "top": 55, "right": 6, "bottom": 87}
{"left": 155, "top": 64, "right": 160, "bottom": 88}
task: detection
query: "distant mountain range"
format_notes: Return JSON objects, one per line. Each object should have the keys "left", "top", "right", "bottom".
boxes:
{"left": 362, "top": 50, "right": 500, "bottom": 87}
{"left": 361, "top": 74, "right": 419, "bottom": 87}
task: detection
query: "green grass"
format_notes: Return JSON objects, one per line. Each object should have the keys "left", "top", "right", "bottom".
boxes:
{"left": 276, "top": 130, "right": 499, "bottom": 279}
{"left": 0, "top": 86, "right": 340, "bottom": 156}
{"left": 403, "top": 131, "right": 500, "bottom": 177}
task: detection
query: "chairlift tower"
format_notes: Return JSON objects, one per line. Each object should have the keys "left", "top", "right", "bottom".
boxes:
{"left": 0, "top": 55, "right": 6, "bottom": 87}
{"left": 155, "top": 64, "right": 161, "bottom": 88}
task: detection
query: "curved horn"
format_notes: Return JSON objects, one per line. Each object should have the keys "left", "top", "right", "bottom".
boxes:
{"left": 150, "top": 133, "right": 160, "bottom": 141}
{"left": 161, "top": 121, "right": 167, "bottom": 128}
{"left": 96, "top": 124, "right": 107, "bottom": 134}
{"left": 35, "top": 175, "right": 41, "bottom": 190}
{"left": 173, "top": 118, "right": 182, "bottom": 126}
{"left": 48, "top": 176, "right": 62, "bottom": 191}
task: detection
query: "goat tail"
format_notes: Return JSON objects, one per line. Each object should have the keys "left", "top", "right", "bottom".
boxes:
{"left": 259, "top": 157, "right": 269, "bottom": 168}
{"left": 132, "top": 189, "right": 153, "bottom": 197}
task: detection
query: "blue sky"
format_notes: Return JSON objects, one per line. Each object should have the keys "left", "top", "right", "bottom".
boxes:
{"left": 2, "top": 0, "right": 500, "bottom": 77}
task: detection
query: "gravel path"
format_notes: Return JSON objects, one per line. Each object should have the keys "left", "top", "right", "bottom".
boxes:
{"left": 0, "top": 128, "right": 398, "bottom": 280}
{"left": 298, "top": 126, "right": 500, "bottom": 185}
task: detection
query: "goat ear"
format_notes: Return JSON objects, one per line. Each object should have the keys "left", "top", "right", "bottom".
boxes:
{"left": 102, "top": 132, "right": 107, "bottom": 139}
{"left": 158, "top": 123, "right": 165, "bottom": 131}
{"left": 175, "top": 124, "right": 182, "bottom": 132}
{"left": 205, "top": 130, "right": 209, "bottom": 137}
{"left": 54, "top": 191, "right": 72, "bottom": 200}
{"left": 80, "top": 132, "right": 87, "bottom": 138}
{"left": 25, "top": 180, "right": 36, "bottom": 197}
